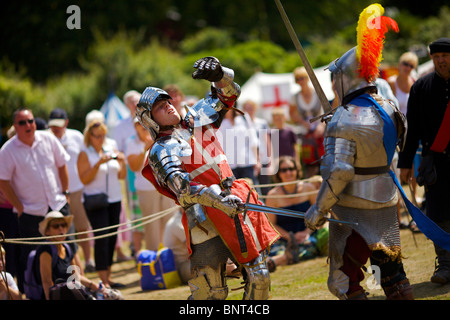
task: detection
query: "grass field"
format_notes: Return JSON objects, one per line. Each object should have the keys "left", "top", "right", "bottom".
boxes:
{"left": 86, "top": 228, "right": 450, "bottom": 300}
{"left": 84, "top": 182, "right": 449, "bottom": 300}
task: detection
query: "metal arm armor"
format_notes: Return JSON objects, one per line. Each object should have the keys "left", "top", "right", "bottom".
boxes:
{"left": 148, "top": 135, "right": 192, "bottom": 185}
{"left": 174, "top": 182, "right": 242, "bottom": 218}
{"left": 321, "top": 98, "right": 400, "bottom": 210}
{"left": 306, "top": 95, "right": 403, "bottom": 229}
{"left": 148, "top": 136, "right": 242, "bottom": 219}
{"left": 316, "top": 137, "right": 356, "bottom": 214}
{"left": 212, "top": 67, "right": 241, "bottom": 109}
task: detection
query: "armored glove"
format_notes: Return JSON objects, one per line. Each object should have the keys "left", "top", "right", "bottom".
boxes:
{"left": 177, "top": 182, "right": 245, "bottom": 218}
{"left": 214, "top": 194, "right": 245, "bottom": 218}
{"left": 192, "top": 56, "right": 224, "bottom": 82}
{"left": 305, "top": 204, "right": 327, "bottom": 230}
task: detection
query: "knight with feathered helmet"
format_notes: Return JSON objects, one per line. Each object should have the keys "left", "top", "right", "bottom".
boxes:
{"left": 304, "top": 4, "right": 414, "bottom": 300}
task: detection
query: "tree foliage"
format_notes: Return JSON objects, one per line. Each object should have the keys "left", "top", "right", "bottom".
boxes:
{"left": 0, "top": 1, "right": 448, "bottom": 139}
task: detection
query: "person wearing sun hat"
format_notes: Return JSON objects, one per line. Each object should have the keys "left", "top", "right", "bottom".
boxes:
{"left": 33, "top": 211, "right": 122, "bottom": 300}
{"left": 38, "top": 210, "right": 74, "bottom": 236}
{"left": 35, "top": 211, "right": 77, "bottom": 299}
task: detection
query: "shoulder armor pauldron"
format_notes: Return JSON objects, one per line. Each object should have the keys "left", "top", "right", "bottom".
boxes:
{"left": 183, "top": 96, "right": 221, "bottom": 130}
{"left": 326, "top": 104, "right": 383, "bottom": 142}
{"left": 149, "top": 135, "right": 192, "bottom": 183}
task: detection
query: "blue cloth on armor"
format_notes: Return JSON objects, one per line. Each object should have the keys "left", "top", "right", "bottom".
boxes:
{"left": 350, "top": 94, "right": 450, "bottom": 251}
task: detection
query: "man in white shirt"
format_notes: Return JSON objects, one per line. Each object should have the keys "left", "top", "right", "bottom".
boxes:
{"left": 0, "top": 108, "right": 70, "bottom": 291}
{"left": 241, "top": 100, "right": 274, "bottom": 195}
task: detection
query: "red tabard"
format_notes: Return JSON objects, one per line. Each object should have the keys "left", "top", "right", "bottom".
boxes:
{"left": 142, "top": 125, "right": 280, "bottom": 264}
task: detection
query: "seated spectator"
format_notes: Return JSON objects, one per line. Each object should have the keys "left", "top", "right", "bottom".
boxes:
{"left": 0, "top": 246, "right": 22, "bottom": 300}
{"left": 34, "top": 211, "right": 116, "bottom": 300}
{"left": 265, "top": 156, "right": 328, "bottom": 272}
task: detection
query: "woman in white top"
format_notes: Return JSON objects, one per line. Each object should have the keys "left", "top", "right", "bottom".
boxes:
{"left": 388, "top": 52, "right": 420, "bottom": 230}
{"left": 77, "top": 121, "right": 126, "bottom": 287}
{"left": 388, "top": 51, "right": 418, "bottom": 115}
{"left": 289, "top": 67, "right": 326, "bottom": 177}
{"left": 126, "top": 118, "right": 173, "bottom": 251}
{"left": 289, "top": 67, "right": 324, "bottom": 131}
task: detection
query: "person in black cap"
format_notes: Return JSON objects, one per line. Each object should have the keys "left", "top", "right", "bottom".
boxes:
{"left": 34, "top": 117, "right": 48, "bottom": 130}
{"left": 48, "top": 108, "right": 68, "bottom": 128}
{"left": 398, "top": 37, "right": 450, "bottom": 284}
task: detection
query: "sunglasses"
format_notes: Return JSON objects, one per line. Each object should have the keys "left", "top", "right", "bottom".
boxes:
{"left": 17, "top": 118, "right": 34, "bottom": 126}
{"left": 90, "top": 133, "right": 106, "bottom": 139}
{"left": 49, "top": 222, "right": 68, "bottom": 229}
{"left": 279, "top": 167, "right": 297, "bottom": 173}
{"left": 295, "top": 76, "right": 307, "bottom": 81}
{"left": 401, "top": 61, "right": 415, "bottom": 69}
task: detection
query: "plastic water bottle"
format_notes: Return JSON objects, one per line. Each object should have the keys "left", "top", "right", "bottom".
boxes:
{"left": 97, "top": 281, "right": 105, "bottom": 300}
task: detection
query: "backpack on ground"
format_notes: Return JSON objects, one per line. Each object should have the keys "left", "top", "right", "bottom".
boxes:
{"left": 137, "top": 245, "right": 181, "bottom": 291}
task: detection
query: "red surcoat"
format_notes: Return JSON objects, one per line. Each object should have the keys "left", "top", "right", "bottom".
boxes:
{"left": 142, "top": 124, "right": 279, "bottom": 264}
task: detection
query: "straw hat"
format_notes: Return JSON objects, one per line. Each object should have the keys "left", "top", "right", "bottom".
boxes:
{"left": 38, "top": 211, "right": 73, "bottom": 236}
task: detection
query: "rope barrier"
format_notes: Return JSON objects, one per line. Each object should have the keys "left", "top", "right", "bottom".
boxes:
{"left": 1, "top": 206, "right": 179, "bottom": 246}
{"left": 259, "top": 190, "right": 318, "bottom": 199}
{"left": 252, "top": 176, "right": 322, "bottom": 188}
{"left": 254, "top": 176, "right": 322, "bottom": 199}
{"left": 0, "top": 231, "right": 13, "bottom": 300}
{"left": 0, "top": 177, "right": 323, "bottom": 246}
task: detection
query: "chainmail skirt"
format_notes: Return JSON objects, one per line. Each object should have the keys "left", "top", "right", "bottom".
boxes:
{"left": 326, "top": 204, "right": 402, "bottom": 298}
{"left": 190, "top": 236, "right": 235, "bottom": 269}
{"left": 329, "top": 204, "right": 401, "bottom": 270}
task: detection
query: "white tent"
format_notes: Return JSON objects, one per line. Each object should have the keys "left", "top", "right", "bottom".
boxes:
{"left": 238, "top": 59, "right": 434, "bottom": 124}
{"left": 237, "top": 65, "right": 335, "bottom": 123}
{"left": 100, "top": 92, "right": 130, "bottom": 138}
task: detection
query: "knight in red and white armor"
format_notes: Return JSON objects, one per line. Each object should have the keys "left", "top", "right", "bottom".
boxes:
{"left": 136, "top": 57, "right": 279, "bottom": 300}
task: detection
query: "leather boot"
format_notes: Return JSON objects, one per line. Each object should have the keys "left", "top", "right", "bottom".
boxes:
{"left": 431, "top": 264, "right": 450, "bottom": 284}
{"left": 431, "top": 246, "right": 450, "bottom": 284}
{"left": 346, "top": 289, "right": 368, "bottom": 300}
{"left": 383, "top": 279, "right": 414, "bottom": 300}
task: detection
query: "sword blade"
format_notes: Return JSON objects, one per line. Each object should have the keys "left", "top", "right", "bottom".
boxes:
{"left": 274, "top": 0, "right": 331, "bottom": 113}
{"left": 246, "top": 203, "right": 358, "bottom": 226}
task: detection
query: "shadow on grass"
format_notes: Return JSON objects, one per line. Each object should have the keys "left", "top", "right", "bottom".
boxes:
{"left": 411, "top": 280, "right": 450, "bottom": 300}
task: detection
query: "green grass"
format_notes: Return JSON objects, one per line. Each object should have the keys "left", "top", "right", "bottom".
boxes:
{"left": 87, "top": 228, "right": 449, "bottom": 300}
{"left": 86, "top": 183, "right": 449, "bottom": 300}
